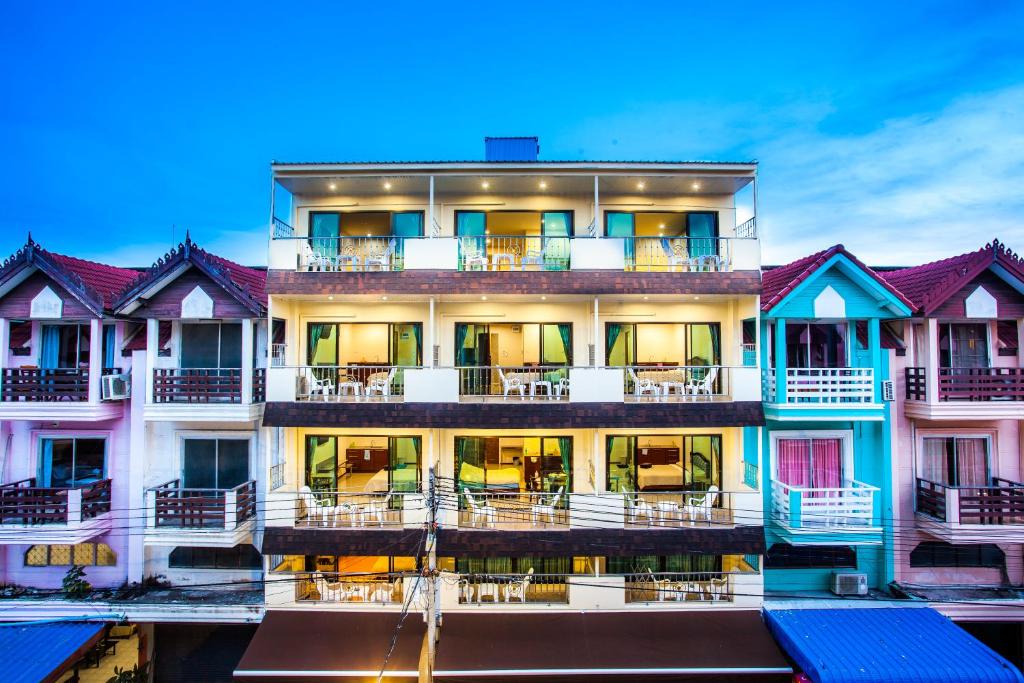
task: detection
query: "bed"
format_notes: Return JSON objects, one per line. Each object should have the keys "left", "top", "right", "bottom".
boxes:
{"left": 638, "top": 463, "right": 688, "bottom": 490}
{"left": 363, "top": 467, "right": 419, "bottom": 493}
{"left": 458, "top": 462, "right": 521, "bottom": 491}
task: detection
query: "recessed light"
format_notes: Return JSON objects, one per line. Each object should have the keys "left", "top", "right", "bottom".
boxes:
{"left": 366, "top": 233, "right": 372, "bottom": 237}
{"left": 692, "top": 182, "right": 701, "bottom": 191}
{"left": 539, "top": 181, "right": 547, "bottom": 190}
{"left": 328, "top": 295, "right": 334, "bottom": 300}
{"left": 541, "top": 296, "right": 547, "bottom": 301}
{"left": 694, "top": 296, "right": 700, "bottom": 300}
{"left": 384, "top": 181, "right": 392, "bottom": 190}
{"left": 643, "top": 296, "right": 649, "bottom": 300}
{"left": 481, "top": 295, "right": 488, "bottom": 301}
{"left": 328, "top": 183, "right": 337, "bottom": 191}
{"left": 381, "top": 296, "right": 388, "bottom": 301}
{"left": 482, "top": 181, "right": 490, "bottom": 189}
{"left": 659, "top": 223, "right": 665, "bottom": 229}
{"left": 637, "top": 181, "right": 645, "bottom": 190}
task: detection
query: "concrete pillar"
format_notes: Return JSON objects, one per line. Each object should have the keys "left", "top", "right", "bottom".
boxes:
{"left": 127, "top": 349, "right": 147, "bottom": 583}
{"left": 88, "top": 318, "right": 102, "bottom": 403}
{"left": 773, "top": 319, "right": 787, "bottom": 402}
{"left": 145, "top": 319, "right": 158, "bottom": 404}
{"left": 924, "top": 318, "right": 940, "bottom": 404}
{"left": 241, "top": 318, "right": 254, "bottom": 404}
{"left": 0, "top": 318, "right": 9, "bottom": 398}
{"left": 868, "top": 318, "right": 881, "bottom": 401}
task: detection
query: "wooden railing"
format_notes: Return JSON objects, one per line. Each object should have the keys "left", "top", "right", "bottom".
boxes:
{"left": 148, "top": 479, "right": 256, "bottom": 529}
{"left": 907, "top": 366, "right": 1024, "bottom": 402}
{"left": 153, "top": 368, "right": 241, "bottom": 403}
{"left": 1, "top": 368, "right": 89, "bottom": 402}
{"left": 772, "top": 479, "right": 878, "bottom": 529}
{"left": 765, "top": 367, "right": 874, "bottom": 404}
{"left": 0, "top": 478, "right": 111, "bottom": 525}
{"left": 917, "top": 477, "right": 1024, "bottom": 525}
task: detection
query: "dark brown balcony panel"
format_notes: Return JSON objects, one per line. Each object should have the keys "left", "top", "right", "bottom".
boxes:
{"left": 1, "top": 368, "right": 89, "bottom": 402}
{"left": 262, "top": 526, "right": 425, "bottom": 556}
{"left": 266, "top": 269, "right": 761, "bottom": 297}
{"left": 436, "top": 525, "right": 765, "bottom": 557}
{"left": 263, "top": 400, "right": 766, "bottom": 429}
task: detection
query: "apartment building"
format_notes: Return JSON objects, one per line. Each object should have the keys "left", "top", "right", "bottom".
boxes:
{"left": 240, "top": 138, "right": 795, "bottom": 680}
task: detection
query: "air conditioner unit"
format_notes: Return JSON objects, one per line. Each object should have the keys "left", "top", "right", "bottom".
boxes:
{"left": 101, "top": 373, "right": 131, "bottom": 401}
{"left": 831, "top": 572, "right": 868, "bottom": 596}
{"left": 881, "top": 380, "right": 895, "bottom": 402}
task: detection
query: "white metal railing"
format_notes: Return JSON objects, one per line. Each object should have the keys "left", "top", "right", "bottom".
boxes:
{"left": 621, "top": 490, "right": 731, "bottom": 527}
{"left": 772, "top": 479, "right": 879, "bottom": 529}
{"left": 765, "top": 367, "right": 875, "bottom": 404}
{"left": 624, "top": 571, "right": 732, "bottom": 603}
{"left": 457, "top": 235, "right": 570, "bottom": 271}
{"left": 295, "top": 365, "right": 410, "bottom": 400}
{"left": 296, "top": 572, "right": 404, "bottom": 604}
{"left": 297, "top": 491, "right": 421, "bottom": 528}
{"left": 629, "top": 237, "right": 731, "bottom": 272}
{"left": 457, "top": 365, "right": 570, "bottom": 399}
{"left": 735, "top": 216, "right": 757, "bottom": 239}
{"left": 458, "top": 573, "right": 570, "bottom": 604}
{"left": 619, "top": 365, "right": 725, "bottom": 400}
{"left": 297, "top": 236, "right": 404, "bottom": 272}
{"left": 458, "top": 490, "right": 569, "bottom": 529}
{"left": 271, "top": 344, "right": 287, "bottom": 367}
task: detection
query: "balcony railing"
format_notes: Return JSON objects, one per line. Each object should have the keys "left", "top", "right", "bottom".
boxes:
{"left": 153, "top": 368, "right": 241, "bottom": 403}
{"left": 457, "top": 365, "right": 569, "bottom": 399}
{"left": 295, "top": 365, "right": 407, "bottom": 401}
{"left": 620, "top": 365, "right": 725, "bottom": 401}
{"left": 906, "top": 366, "right": 1024, "bottom": 402}
{"left": 628, "top": 237, "right": 731, "bottom": 272}
{"left": 300, "top": 236, "right": 405, "bottom": 272}
{"left": 458, "top": 490, "right": 569, "bottom": 529}
{"left": 0, "top": 478, "right": 111, "bottom": 525}
{"left": 458, "top": 236, "right": 570, "bottom": 272}
{"left": 772, "top": 479, "right": 879, "bottom": 529}
{"left": 147, "top": 479, "right": 256, "bottom": 529}
{"left": 622, "top": 490, "right": 731, "bottom": 528}
{"left": 917, "top": 477, "right": 1024, "bottom": 525}
{"left": 458, "top": 573, "right": 569, "bottom": 604}
{"left": 296, "top": 572, "right": 404, "bottom": 604}
{"left": 764, "top": 367, "right": 874, "bottom": 404}
{"left": 297, "top": 490, "right": 420, "bottom": 528}
{"left": 1, "top": 368, "right": 90, "bottom": 402}
{"left": 624, "top": 571, "right": 732, "bottom": 603}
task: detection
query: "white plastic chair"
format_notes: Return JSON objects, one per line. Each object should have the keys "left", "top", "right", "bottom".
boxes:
{"left": 464, "top": 487, "right": 496, "bottom": 528}
{"left": 554, "top": 377, "right": 570, "bottom": 399}
{"left": 687, "top": 366, "right": 719, "bottom": 399}
{"left": 628, "top": 368, "right": 660, "bottom": 398}
{"left": 521, "top": 243, "right": 545, "bottom": 270}
{"left": 461, "top": 240, "right": 488, "bottom": 270}
{"left": 365, "top": 367, "right": 397, "bottom": 398}
{"left": 366, "top": 238, "right": 396, "bottom": 271}
{"left": 302, "top": 242, "right": 332, "bottom": 271}
{"left": 365, "top": 489, "right": 393, "bottom": 526}
{"left": 504, "top": 567, "right": 534, "bottom": 603}
{"left": 531, "top": 487, "right": 564, "bottom": 527}
{"left": 498, "top": 368, "right": 526, "bottom": 399}
{"left": 660, "top": 239, "right": 687, "bottom": 272}
{"left": 307, "top": 370, "right": 334, "bottom": 401}
{"left": 300, "top": 486, "right": 325, "bottom": 526}
{"left": 708, "top": 575, "right": 729, "bottom": 601}
{"left": 626, "top": 494, "right": 653, "bottom": 525}
{"left": 684, "top": 485, "right": 720, "bottom": 524}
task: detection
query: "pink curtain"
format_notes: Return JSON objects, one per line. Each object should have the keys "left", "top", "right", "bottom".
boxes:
{"left": 955, "top": 438, "right": 988, "bottom": 486}
{"left": 777, "top": 439, "right": 811, "bottom": 488}
{"left": 811, "top": 439, "right": 843, "bottom": 489}
{"left": 921, "top": 438, "right": 950, "bottom": 484}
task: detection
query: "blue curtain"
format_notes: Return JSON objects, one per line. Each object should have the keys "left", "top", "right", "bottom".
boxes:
{"left": 687, "top": 212, "right": 717, "bottom": 258}
{"left": 310, "top": 213, "right": 339, "bottom": 258}
{"left": 102, "top": 325, "right": 115, "bottom": 369}
{"left": 40, "top": 439, "right": 54, "bottom": 486}
{"left": 40, "top": 325, "right": 60, "bottom": 369}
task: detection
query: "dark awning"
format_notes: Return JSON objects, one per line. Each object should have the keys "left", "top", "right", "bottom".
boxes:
{"left": 765, "top": 607, "right": 1024, "bottom": 683}
{"left": 233, "top": 611, "right": 424, "bottom": 683}
{"left": 434, "top": 611, "right": 791, "bottom": 682}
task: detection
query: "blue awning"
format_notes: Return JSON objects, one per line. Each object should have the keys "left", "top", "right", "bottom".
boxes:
{"left": 765, "top": 607, "right": 1024, "bottom": 683}
{"left": 0, "top": 621, "right": 106, "bottom": 683}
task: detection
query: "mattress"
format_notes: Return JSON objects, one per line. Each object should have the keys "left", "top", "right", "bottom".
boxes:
{"left": 459, "top": 462, "right": 521, "bottom": 490}
{"left": 638, "top": 463, "right": 686, "bottom": 489}
{"left": 363, "top": 467, "right": 418, "bottom": 492}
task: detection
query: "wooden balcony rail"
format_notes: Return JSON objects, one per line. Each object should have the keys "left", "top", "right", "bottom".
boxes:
{"left": 620, "top": 365, "right": 725, "bottom": 400}
{"left": 458, "top": 573, "right": 570, "bottom": 604}
{"left": 916, "top": 477, "right": 1024, "bottom": 525}
{"left": 457, "top": 365, "right": 569, "bottom": 399}
{"left": 296, "top": 572, "right": 404, "bottom": 604}
{"left": 628, "top": 237, "right": 731, "bottom": 272}
{"left": 148, "top": 479, "right": 256, "bottom": 529}
{"left": 624, "top": 571, "right": 732, "bottom": 603}
{"left": 296, "top": 365, "right": 407, "bottom": 401}
{"left": 0, "top": 478, "right": 111, "bottom": 525}
{"left": 297, "top": 490, "right": 420, "bottom": 528}
{"left": 772, "top": 479, "right": 879, "bottom": 529}
{"left": 939, "top": 367, "right": 1024, "bottom": 401}
{"left": 252, "top": 368, "right": 266, "bottom": 403}
{"left": 153, "top": 368, "right": 242, "bottom": 403}
{"left": 764, "top": 367, "right": 874, "bottom": 404}
{"left": 1, "top": 368, "right": 90, "bottom": 402}
{"left": 458, "top": 235, "right": 570, "bottom": 272}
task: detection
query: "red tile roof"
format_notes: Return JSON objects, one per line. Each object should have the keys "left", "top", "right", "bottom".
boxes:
{"left": 204, "top": 251, "right": 267, "bottom": 307}
{"left": 123, "top": 321, "right": 171, "bottom": 352}
{"left": 882, "top": 239, "right": 1024, "bottom": 314}
{"left": 47, "top": 252, "right": 140, "bottom": 308}
{"left": 761, "top": 245, "right": 915, "bottom": 313}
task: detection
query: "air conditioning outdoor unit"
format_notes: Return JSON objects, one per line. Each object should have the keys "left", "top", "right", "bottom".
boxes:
{"left": 101, "top": 373, "right": 131, "bottom": 401}
{"left": 831, "top": 572, "right": 868, "bottom": 596}
{"left": 881, "top": 379, "right": 895, "bottom": 402}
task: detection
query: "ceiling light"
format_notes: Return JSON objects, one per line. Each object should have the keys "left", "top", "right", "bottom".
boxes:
{"left": 328, "top": 295, "right": 334, "bottom": 300}
{"left": 328, "top": 183, "right": 337, "bottom": 191}
{"left": 482, "top": 181, "right": 490, "bottom": 189}
{"left": 384, "top": 181, "right": 392, "bottom": 190}
{"left": 481, "top": 295, "right": 488, "bottom": 301}
{"left": 659, "top": 223, "right": 665, "bottom": 229}
{"left": 692, "top": 182, "right": 701, "bottom": 191}
{"left": 643, "top": 296, "right": 649, "bottom": 300}
{"left": 637, "top": 181, "right": 645, "bottom": 190}
{"left": 539, "top": 181, "right": 547, "bottom": 190}
{"left": 381, "top": 296, "right": 388, "bottom": 301}
{"left": 694, "top": 296, "right": 701, "bottom": 300}
{"left": 541, "top": 296, "right": 547, "bottom": 301}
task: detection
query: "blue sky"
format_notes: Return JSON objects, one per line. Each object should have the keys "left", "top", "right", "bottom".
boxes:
{"left": 1, "top": 1, "right": 1022, "bottom": 267}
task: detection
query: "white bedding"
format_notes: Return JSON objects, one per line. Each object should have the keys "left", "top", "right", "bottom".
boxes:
{"left": 638, "top": 463, "right": 686, "bottom": 489}
{"left": 363, "top": 467, "right": 418, "bottom": 492}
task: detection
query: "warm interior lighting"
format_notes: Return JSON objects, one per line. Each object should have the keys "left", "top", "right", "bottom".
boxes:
{"left": 482, "top": 181, "right": 490, "bottom": 189}
{"left": 539, "top": 181, "right": 547, "bottom": 190}
{"left": 328, "top": 183, "right": 337, "bottom": 191}
{"left": 381, "top": 296, "right": 388, "bottom": 301}
{"left": 636, "top": 181, "right": 645, "bottom": 190}
{"left": 541, "top": 296, "right": 547, "bottom": 301}
{"left": 384, "top": 181, "right": 392, "bottom": 190}
{"left": 692, "top": 182, "right": 701, "bottom": 191}
{"left": 481, "top": 296, "right": 488, "bottom": 301}
{"left": 328, "top": 295, "right": 334, "bottom": 300}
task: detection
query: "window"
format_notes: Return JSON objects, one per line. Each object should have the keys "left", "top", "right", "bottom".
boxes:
{"left": 305, "top": 435, "right": 421, "bottom": 493}
{"left": 26, "top": 543, "right": 116, "bottom": 567}
{"left": 455, "top": 557, "right": 573, "bottom": 575}
{"left": 910, "top": 542, "right": 1004, "bottom": 568}
{"left": 606, "top": 434, "right": 721, "bottom": 493}
{"left": 775, "top": 437, "right": 845, "bottom": 490}
{"left": 39, "top": 437, "right": 106, "bottom": 487}
{"left": 39, "top": 324, "right": 90, "bottom": 369}
{"left": 180, "top": 323, "right": 242, "bottom": 369}
{"left": 169, "top": 545, "right": 262, "bottom": 570}
{"left": 765, "top": 544, "right": 856, "bottom": 569}
{"left": 939, "top": 323, "right": 989, "bottom": 368}
{"left": 182, "top": 438, "right": 249, "bottom": 489}
{"left": 784, "top": 323, "right": 847, "bottom": 368}
{"left": 920, "top": 437, "right": 989, "bottom": 486}
{"left": 102, "top": 324, "right": 116, "bottom": 370}
{"left": 605, "top": 554, "right": 722, "bottom": 574}
{"left": 306, "top": 322, "right": 423, "bottom": 367}
{"left": 605, "top": 322, "right": 721, "bottom": 368}
{"left": 456, "top": 436, "right": 571, "bottom": 494}
{"left": 455, "top": 323, "right": 572, "bottom": 367}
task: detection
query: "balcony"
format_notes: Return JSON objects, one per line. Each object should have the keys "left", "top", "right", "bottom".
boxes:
{"left": 143, "top": 479, "right": 257, "bottom": 547}
{"left": 763, "top": 367, "right": 882, "bottom": 420}
{"left": 294, "top": 572, "right": 407, "bottom": 606}
{"left": 294, "top": 365, "right": 407, "bottom": 403}
{"left": 297, "top": 490, "right": 425, "bottom": 529}
{"left": 458, "top": 365, "right": 570, "bottom": 401}
{"left": 0, "top": 478, "right": 112, "bottom": 544}
{"left": 458, "top": 573, "right": 569, "bottom": 605}
{"left": 916, "top": 477, "right": 1024, "bottom": 543}
{"left": 624, "top": 571, "right": 732, "bottom": 603}
{"left": 0, "top": 368, "right": 126, "bottom": 421}
{"left": 771, "top": 480, "right": 882, "bottom": 545}
{"left": 146, "top": 368, "right": 266, "bottom": 421}
{"left": 905, "top": 367, "right": 1024, "bottom": 419}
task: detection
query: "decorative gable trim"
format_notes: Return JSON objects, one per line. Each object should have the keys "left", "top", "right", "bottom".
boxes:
{"left": 964, "top": 285, "right": 998, "bottom": 318}
{"left": 813, "top": 285, "right": 846, "bottom": 318}
{"left": 181, "top": 285, "right": 215, "bottom": 319}
{"left": 0, "top": 238, "right": 106, "bottom": 316}
{"left": 30, "top": 285, "right": 63, "bottom": 319}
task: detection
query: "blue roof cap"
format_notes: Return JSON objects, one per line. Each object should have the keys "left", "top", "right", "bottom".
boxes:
{"left": 0, "top": 621, "right": 106, "bottom": 683}
{"left": 765, "top": 608, "right": 1024, "bottom": 683}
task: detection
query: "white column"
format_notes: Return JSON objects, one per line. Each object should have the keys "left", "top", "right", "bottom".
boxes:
{"left": 88, "top": 318, "right": 102, "bottom": 403}
{"left": 1016, "top": 318, "right": 1024, "bottom": 368}
{"left": 427, "top": 298, "right": 436, "bottom": 367}
{"left": 145, "top": 319, "right": 158, "bottom": 404}
{"left": 241, "top": 318, "right": 254, "bottom": 404}
{"left": 593, "top": 297, "right": 601, "bottom": 366}
{"left": 127, "top": 349, "right": 147, "bottom": 583}
{"left": 0, "top": 318, "right": 9, "bottom": 398}
{"left": 428, "top": 176, "right": 435, "bottom": 237}
{"left": 925, "top": 318, "right": 940, "bottom": 404}
{"left": 593, "top": 175, "right": 600, "bottom": 237}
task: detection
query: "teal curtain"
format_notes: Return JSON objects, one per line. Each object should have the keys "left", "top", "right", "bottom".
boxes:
{"left": 606, "top": 324, "right": 622, "bottom": 364}
{"left": 307, "top": 323, "right": 328, "bottom": 365}
{"left": 457, "top": 212, "right": 487, "bottom": 268}
{"left": 557, "top": 437, "right": 571, "bottom": 482}
{"left": 454, "top": 324, "right": 473, "bottom": 366}
{"left": 557, "top": 324, "right": 571, "bottom": 364}
{"left": 687, "top": 212, "right": 717, "bottom": 258}
{"left": 39, "top": 439, "right": 54, "bottom": 486}
{"left": 391, "top": 212, "right": 423, "bottom": 267}
{"left": 606, "top": 212, "right": 635, "bottom": 266}
{"left": 310, "top": 213, "right": 340, "bottom": 258}
{"left": 102, "top": 325, "right": 115, "bottom": 369}
{"left": 40, "top": 325, "right": 61, "bottom": 369}
{"left": 412, "top": 324, "right": 422, "bottom": 363}
{"left": 541, "top": 211, "right": 571, "bottom": 270}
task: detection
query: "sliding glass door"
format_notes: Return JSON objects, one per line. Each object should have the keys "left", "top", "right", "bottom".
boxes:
{"left": 776, "top": 438, "right": 843, "bottom": 492}
{"left": 305, "top": 435, "right": 422, "bottom": 493}
{"left": 455, "top": 436, "right": 572, "bottom": 495}
{"left": 605, "top": 435, "right": 722, "bottom": 493}
{"left": 920, "top": 437, "right": 989, "bottom": 486}
{"left": 39, "top": 324, "right": 90, "bottom": 370}
{"left": 939, "top": 323, "right": 989, "bottom": 368}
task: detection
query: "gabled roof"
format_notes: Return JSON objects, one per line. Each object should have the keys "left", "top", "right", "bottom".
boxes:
{"left": 113, "top": 234, "right": 266, "bottom": 316}
{"left": 883, "top": 239, "right": 1024, "bottom": 315}
{"left": 0, "top": 236, "right": 140, "bottom": 316}
{"left": 761, "top": 244, "right": 916, "bottom": 314}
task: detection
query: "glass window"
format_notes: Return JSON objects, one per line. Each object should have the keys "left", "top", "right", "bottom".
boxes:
{"left": 775, "top": 438, "right": 844, "bottom": 489}
{"left": 456, "top": 436, "right": 571, "bottom": 495}
{"left": 939, "top": 323, "right": 989, "bottom": 368}
{"left": 309, "top": 212, "right": 340, "bottom": 257}
{"left": 605, "top": 212, "right": 635, "bottom": 237}
{"left": 25, "top": 543, "right": 116, "bottom": 567}
{"left": 305, "top": 436, "right": 421, "bottom": 493}
{"left": 183, "top": 438, "right": 250, "bottom": 489}
{"left": 606, "top": 435, "right": 721, "bottom": 492}
{"left": 40, "top": 324, "right": 89, "bottom": 369}
{"left": 786, "top": 323, "right": 848, "bottom": 368}
{"left": 39, "top": 438, "right": 106, "bottom": 487}
{"left": 910, "top": 542, "right": 1004, "bottom": 568}
{"left": 391, "top": 212, "right": 424, "bottom": 237}
{"left": 169, "top": 545, "right": 261, "bottom": 570}
{"left": 920, "top": 437, "right": 989, "bottom": 486}
{"left": 605, "top": 554, "right": 721, "bottom": 574}
{"left": 765, "top": 544, "right": 856, "bottom": 569}
{"left": 181, "top": 323, "right": 242, "bottom": 369}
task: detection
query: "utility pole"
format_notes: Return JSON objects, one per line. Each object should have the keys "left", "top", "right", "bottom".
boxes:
{"left": 422, "top": 466, "right": 440, "bottom": 683}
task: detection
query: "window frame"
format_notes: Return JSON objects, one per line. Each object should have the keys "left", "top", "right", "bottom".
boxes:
{"left": 178, "top": 432, "right": 252, "bottom": 490}
{"left": 36, "top": 433, "right": 109, "bottom": 488}
{"left": 916, "top": 431, "right": 994, "bottom": 487}
{"left": 769, "top": 430, "right": 854, "bottom": 488}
